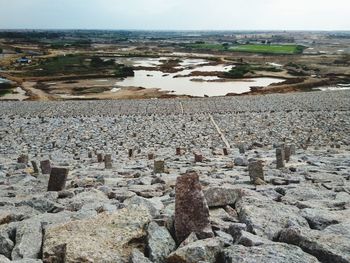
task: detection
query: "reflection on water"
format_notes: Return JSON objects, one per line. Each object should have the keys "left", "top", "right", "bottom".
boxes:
{"left": 116, "top": 70, "right": 284, "bottom": 97}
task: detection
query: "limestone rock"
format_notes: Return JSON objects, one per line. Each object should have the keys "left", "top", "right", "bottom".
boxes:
{"left": 130, "top": 249, "right": 153, "bottom": 263}
{"left": 147, "top": 221, "right": 176, "bottom": 263}
{"left": 43, "top": 207, "right": 151, "bottom": 263}
{"left": 236, "top": 190, "right": 308, "bottom": 240}
{"left": 220, "top": 243, "right": 319, "bottom": 263}
{"left": 12, "top": 219, "right": 42, "bottom": 260}
{"left": 279, "top": 222, "right": 350, "bottom": 263}
{"left": 203, "top": 187, "right": 241, "bottom": 207}
{"left": 166, "top": 238, "right": 223, "bottom": 263}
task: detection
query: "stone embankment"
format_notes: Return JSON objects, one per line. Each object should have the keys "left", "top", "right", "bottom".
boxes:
{"left": 0, "top": 90, "right": 349, "bottom": 262}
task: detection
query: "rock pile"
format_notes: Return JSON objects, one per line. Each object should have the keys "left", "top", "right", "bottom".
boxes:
{"left": 0, "top": 90, "right": 349, "bottom": 262}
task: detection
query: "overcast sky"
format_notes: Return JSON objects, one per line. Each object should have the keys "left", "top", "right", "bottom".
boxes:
{"left": 0, "top": 0, "right": 349, "bottom": 30}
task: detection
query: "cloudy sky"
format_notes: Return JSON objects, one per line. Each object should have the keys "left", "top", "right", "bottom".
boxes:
{"left": 0, "top": 0, "right": 349, "bottom": 30}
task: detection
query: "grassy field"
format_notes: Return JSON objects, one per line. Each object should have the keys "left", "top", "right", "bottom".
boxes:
{"left": 187, "top": 43, "right": 304, "bottom": 54}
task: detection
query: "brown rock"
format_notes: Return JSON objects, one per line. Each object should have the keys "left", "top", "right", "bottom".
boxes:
{"left": 248, "top": 161, "right": 264, "bottom": 185}
{"left": 175, "top": 172, "right": 213, "bottom": 243}
{"left": 48, "top": 167, "right": 69, "bottom": 191}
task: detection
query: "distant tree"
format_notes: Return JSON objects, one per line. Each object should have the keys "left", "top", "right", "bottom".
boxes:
{"left": 14, "top": 47, "right": 22, "bottom": 53}
{"left": 222, "top": 43, "right": 229, "bottom": 49}
{"left": 0, "top": 48, "right": 3, "bottom": 54}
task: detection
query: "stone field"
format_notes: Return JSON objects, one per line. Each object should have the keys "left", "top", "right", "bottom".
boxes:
{"left": 0, "top": 90, "right": 350, "bottom": 263}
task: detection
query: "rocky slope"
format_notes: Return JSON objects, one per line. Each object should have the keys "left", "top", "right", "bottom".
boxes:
{"left": 0, "top": 90, "right": 349, "bottom": 262}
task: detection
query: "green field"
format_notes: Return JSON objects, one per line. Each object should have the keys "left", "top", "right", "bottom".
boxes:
{"left": 187, "top": 43, "right": 304, "bottom": 54}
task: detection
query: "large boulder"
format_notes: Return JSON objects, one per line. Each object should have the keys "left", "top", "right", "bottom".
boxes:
{"left": 203, "top": 187, "right": 242, "bottom": 207}
{"left": 236, "top": 190, "right": 308, "bottom": 240}
{"left": 130, "top": 249, "right": 153, "bottom": 263}
{"left": 300, "top": 207, "right": 349, "bottom": 230}
{"left": 12, "top": 219, "right": 43, "bottom": 260}
{"left": 220, "top": 243, "right": 319, "bottom": 263}
{"left": 147, "top": 221, "right": 176, "bottom": 263}
{"left": 279, "top": 222, "right": 350, "bottom": 263}
{"left": 43, "top": 207, "right": 151, "bottom": 263}
{"left": 175, "top": 173, "right": 213, "bottom": 243}
{"left": 166, "top": 238, "right": 223, "bottom": 263}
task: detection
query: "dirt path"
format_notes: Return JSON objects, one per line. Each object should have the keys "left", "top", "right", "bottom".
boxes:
{"left": 22, "top": 81, "right": 53, "bottom": 101}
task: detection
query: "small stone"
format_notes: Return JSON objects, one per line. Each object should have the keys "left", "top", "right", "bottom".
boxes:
{"left": 40, "top": 160, "right": 51, "bottom": 174}
{"left": 176, "top": 147, "right": 182, "bottom": 156}
{"left": 31, "top": 161, "right": 39, "bottom": 174}
{"left": 194, "top": 153, "right": 203, "bottom": 163}
{"left": 154, "top": 160, "right": 165, "bottom": 174}
{"left": 17, "top": 154, "right": 28, "bottom": 164}
{"left": 97, "top": 153, "right": 104, "bottom": 163}
{"left": 248, "top": 161, "right": 264, "bottom": 185}
{"left": 148, "top": 153, "right": 154, "bottom": 160}
{"left": 276, "top": 148, "right": 285, "bottom": 169}
{"left": 104, "top": 154, "right": 112, "bottom": 169}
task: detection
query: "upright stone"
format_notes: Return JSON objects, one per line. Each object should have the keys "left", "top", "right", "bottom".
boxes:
{"left": 194, "top": 153, "right": 203, "bottom": 163}
{"left": 284, "top": 145, "right": 291, "bottom": 163}
{"left": 248, "top": 161, "right": 264, "bottom": 184}
{"left": 47, "top": 167, "right": 69, "bottom": 191}
{"left": 154, "top": 160, "right": 165, "bottom": 174}
{"left": 176, "top": 147, "right": 181, "bottom": 156}
{"left": 88, "top": 152, "right": 93, "bottom": 158}
{"left": 223, "top": 148, "right": 229, "bottom": 156}
{"left": 238, "top": 144, "right": 246, "bottom": 154}
{"left": 290, "top": 144, "right": 296, "bottom": 155}
{"left": 31, "top": 161, "right": 39, "bottom": 174}
{"left": 97, "top": 153, "right": 104, "bottom": 163}
{"left": 148, "top": 153, "right": 155, "bottom": 160}
{"left": 17, "top": 154, "right": 28, "bottom": 164}
{"left": 129, "top": 149, "right": 134, "bottom": 158}
{"left": 276, "top": 148, "right": 285, "bottom": 169}
{"left": 40, "top": 160, "right": 51, "bottom": 174}
{"left": 104, "top": 154, "right": 112, "bottom": 169}
{"left": 175, "top": 172, "right": 213, "bottom": 243}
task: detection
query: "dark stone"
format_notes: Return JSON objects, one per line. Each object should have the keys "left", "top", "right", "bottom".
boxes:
{"left": 248, "top": 161, "right": 264, "bottom": 184}
{"left": 285, "top": 145, "right": 291, "bottom": 163}
{"left": 97, "top": 153, "right": 104, "bottom": 163}
{"left": 17, "top": 154, "right": 28, "bottom": 164}
{"left": 48, "top": 167, "right": 69, "bottom": 192}
{"left": 223, "top": 148, "right": 229, "bottom": 156}
{"left": 194, "top": 153, "right": 203, "bottom": 163}
{"left": 175, "top": 172, "right": 213, "bottom": 243}
{"left": 148, "top": 153, "right": 155, "bottom": 160}
{"left": 154, "top": 160, "right": 165, "bottom": 174}
{"left": 276, "top": 148, "right": 285, "bottom": 169}
{"left": 40, "top": 160, "right": 51, "bottom": 174}
{"left": 104, "top": 154, "right": 112, "bottom": 169}
{"left": 31, "top": 161, "right": 39, "bottom": 174}
{"left": 176, "top": 147, "right": 181, "bottom": 156}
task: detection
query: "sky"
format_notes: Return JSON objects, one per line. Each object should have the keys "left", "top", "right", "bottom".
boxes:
{"left": 0, "top": 0, "right": 349, "bottom": 30}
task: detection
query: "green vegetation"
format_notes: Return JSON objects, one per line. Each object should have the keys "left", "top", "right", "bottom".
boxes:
{"left": 224, "top": 65, "right": 253, "bottom": 78}
{"left": 21, "top": 54, "right": 134, "bottom": 77}
{"left": 0, "top": 82, "right": 13, "bottom": 96}
{"left": 224, "top": 63, "right": 283, "bottom": 78}
{"left": 187, "top": 43, "right": 305, "bottom": 55}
